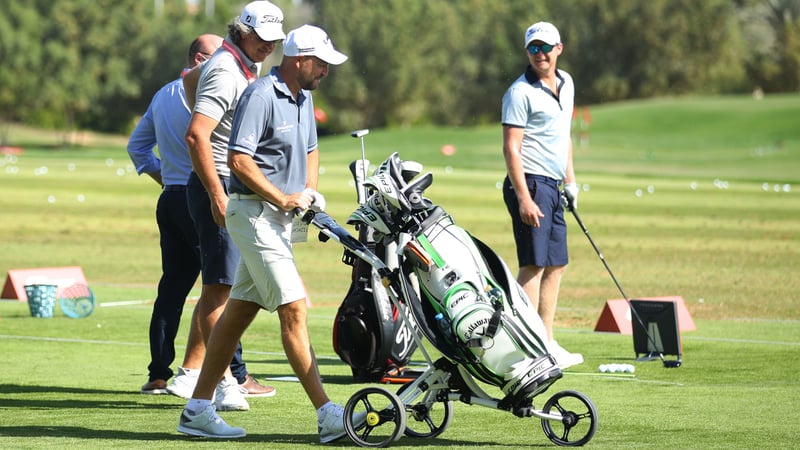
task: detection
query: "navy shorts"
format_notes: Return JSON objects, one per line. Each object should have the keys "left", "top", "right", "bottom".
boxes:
{"left": 503, "top": 174, "right": 568, "bottom": 268}
{"left": 186, "top": 171, "right": 240, "bottom": 286}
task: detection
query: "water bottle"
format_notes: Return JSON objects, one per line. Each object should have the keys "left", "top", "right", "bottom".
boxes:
{"left": 435, "top": 313, "right": 453, "bottom": 340}
{"left": 485, "top": 287, "right": 503, "bottom": 303}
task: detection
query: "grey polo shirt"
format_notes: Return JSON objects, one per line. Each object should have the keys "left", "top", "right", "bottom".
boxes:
{"left": 501, "top": 67, "right": 574, "bottom": 181}
{"left": 194, "top": 37, "right": 260, "bottom": 178}
{"left": 228, "top": 66, "right": 318, "bottom": 196}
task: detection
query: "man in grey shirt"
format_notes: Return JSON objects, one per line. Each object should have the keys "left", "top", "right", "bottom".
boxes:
{"left": 177, "top": 25, "right": 358, "bottom": 443}
{"left": 169, "top": 1, "right": 283, "bottom": 406}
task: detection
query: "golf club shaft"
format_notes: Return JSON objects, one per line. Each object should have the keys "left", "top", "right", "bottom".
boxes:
{"left": 567, "top": 203, "right": 670, "bottom": 365}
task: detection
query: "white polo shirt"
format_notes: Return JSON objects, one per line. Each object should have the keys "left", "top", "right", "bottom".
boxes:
{"left": 501, "top": 67, "right": 574, "bottom": 181}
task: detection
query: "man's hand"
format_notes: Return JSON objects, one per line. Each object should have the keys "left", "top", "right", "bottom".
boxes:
{"left": 564, "top": 182, "right": 579, "bottom": 211}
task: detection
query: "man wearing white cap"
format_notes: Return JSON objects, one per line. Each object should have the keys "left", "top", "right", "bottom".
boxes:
{"left": 168, "top": 0, "right": 285, "bottom": 409}
{"left": 501, "top": 21, "right": 584, "bottom": 370}
{"left": 178, "top": 25, "right": 359, "bottom": 443}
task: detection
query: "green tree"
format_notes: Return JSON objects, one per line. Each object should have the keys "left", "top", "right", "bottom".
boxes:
{"left": 0, "top": 1, "right": 44, "bottom": 141}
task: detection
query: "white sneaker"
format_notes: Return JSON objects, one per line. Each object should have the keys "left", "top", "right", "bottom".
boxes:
{"left": 215, "top": 376, "right": 249, "bottom": 411}
{"left": 177, "top": 404, "right": 246, "bottom": 438}
{"left": 167, "top": 367, "right": 198, "bottom": 399}
{"left": 548, "top": 340, "right": 584, "bottom": 370}
{"left": 318, "top": 403, "right": 367, "bottom": 444}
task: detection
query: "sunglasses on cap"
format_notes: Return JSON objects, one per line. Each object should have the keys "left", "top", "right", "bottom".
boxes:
{"left": 527, "top": 43, "right": 556, "bottom": 55}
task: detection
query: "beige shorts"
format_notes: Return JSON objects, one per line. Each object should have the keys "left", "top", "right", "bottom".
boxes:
{"left": 226, "top": 197, "right": 307, "bottom": 312}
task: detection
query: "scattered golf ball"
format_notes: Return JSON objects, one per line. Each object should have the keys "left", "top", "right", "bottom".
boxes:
{"left": 47, "top": 195, "right": 56, "bottom": 203}
{"left": 635, "top": 189, "right": 643, "bottom": 197}
{"left": 68, "top": 163, "right": 76, "bottom": 171}
{"left": 105, "top": 158, "right": 114, "bottom": 166}
{"left": 77, "top": 194, "right": 85, "bottom": 203}
{"left": 690, "top": 181, "right": 697, "bottom": 190}
{"left": 116, "top": 168, "right": 126, "bottom": 176}
{"left": 444, "top": 166, "right": 453, "bottom": 174}
{"left": 647, "top": 185, "right": 655, "bottom": 194}
{"left": 598, "top": 363, "right": 635, "bottom": 374}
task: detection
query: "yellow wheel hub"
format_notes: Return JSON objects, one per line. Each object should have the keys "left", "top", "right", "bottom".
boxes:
{"left": 366, "top": 411, "right": 381, "bottom": 426}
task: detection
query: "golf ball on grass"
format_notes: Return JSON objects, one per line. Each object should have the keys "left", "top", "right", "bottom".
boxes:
{"left": 598, "top": 363, "right": 635, "bottom": 374}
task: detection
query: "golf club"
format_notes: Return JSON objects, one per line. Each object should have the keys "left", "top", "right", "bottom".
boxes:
{"left": 563, "top": 196, "right": 681, "bottom": 368}
{"left": 350, "top": 129, "right": 370, "bottom": 204}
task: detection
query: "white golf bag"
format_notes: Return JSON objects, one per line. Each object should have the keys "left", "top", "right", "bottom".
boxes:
{"left": 348, "top": 153, "right": 561, "bottom": 401}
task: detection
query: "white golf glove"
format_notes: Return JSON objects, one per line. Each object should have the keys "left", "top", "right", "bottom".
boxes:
{"left": 304, "top": 188, "right": 326, "bottom": 212}
{"left": 563, "top": 183, "right": 579, "bottom": 211}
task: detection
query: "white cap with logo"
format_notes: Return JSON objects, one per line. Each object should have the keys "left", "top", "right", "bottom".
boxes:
{"left": 524, "top": 21, "right": 561, "bottom": 47}
{"left": 283, "top": 24, "right": 348, "bottom": 65}
{"left": 240, "top": 1, "right": 286, "bottom": 42}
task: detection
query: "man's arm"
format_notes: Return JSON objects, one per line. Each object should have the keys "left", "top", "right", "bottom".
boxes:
{"left": 185, "top": 112, "right": 227, "bottom": 226}
{"left": 126, "top": 104, "right": 162, "bottom": 187}
{"left": 502, "top": 125, "right": 544, "bottom": 227}
{"left": 305, "top": 149, "right": 319, "bottom": 191}
{"left": 228, "top": 151, "right": 313, "bottom": 212}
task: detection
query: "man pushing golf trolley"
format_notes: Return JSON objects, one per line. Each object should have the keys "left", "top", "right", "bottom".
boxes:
{"left": 296, "top": 130, "right": 598, "bottom": 447}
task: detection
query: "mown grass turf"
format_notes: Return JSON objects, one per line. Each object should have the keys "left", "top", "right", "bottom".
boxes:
{"left": 1, "top": 94, "right": 799, "bottom": 448}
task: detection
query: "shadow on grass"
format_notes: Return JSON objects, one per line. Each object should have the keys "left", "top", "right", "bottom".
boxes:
{"left": 0, "top": 384, "right": 132, "bottom": 395}
{"left": 0, "top": 427, "right": 528, "bottom": 446}
{"left": 0, "top": 383, "right": 183, "bottom": 411}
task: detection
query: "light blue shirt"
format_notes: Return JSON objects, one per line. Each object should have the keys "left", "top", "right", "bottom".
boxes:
{"left": 126, "top": 76, "right": 193, "bottom": 185}
{"left": 501, "top": 67, "right": 574, "bottom": 181}
{"left": 228, "top": 66, "right": 317, "bottom": 196}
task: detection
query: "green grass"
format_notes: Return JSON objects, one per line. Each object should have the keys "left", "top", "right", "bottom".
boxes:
{"left": 1, "top": 94, "right": 799, "bottom": 448}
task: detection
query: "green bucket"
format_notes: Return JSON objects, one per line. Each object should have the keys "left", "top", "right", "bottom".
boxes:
{"left": 24, "top": 284, "right": 58, "bottom": 318}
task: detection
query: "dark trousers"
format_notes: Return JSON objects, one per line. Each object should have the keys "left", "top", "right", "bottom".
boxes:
{"left": 147, "top": 186, "right": 245, "bottom": 382}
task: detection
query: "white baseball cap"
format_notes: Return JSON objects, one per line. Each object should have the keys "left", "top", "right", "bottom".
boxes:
{"left": 283, "top": 25, "right": 348, "bottom": 65}
{"left": 240, "top": 1, "right": 286, "bottom": 42}
{"left": 524, "top": 21, "right": 561, "bottom": 47}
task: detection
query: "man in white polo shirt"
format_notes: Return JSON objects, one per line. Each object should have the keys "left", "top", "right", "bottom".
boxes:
{"left": 501, "top": 21, "right": 583, "bottom": 370}
{"left": 177, "top": 25, "right": 359, "bottom": 444}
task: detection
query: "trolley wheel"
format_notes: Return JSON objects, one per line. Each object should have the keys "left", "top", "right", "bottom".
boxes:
{"left": 344, "top": 387, "right": 407, "bottom": 448}
{"left": 397, "top": 380, "right": 453, "bottom": 438}
{"left": 540, "top": 390, "right": 598, "bottom": 446}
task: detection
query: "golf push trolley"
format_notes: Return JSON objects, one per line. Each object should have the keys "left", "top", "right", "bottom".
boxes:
{"left": 297, "top": 133, "right": 598, "bottom": 447}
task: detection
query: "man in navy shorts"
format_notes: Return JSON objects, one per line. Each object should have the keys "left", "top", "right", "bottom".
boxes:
{"left": 177, "top": 24, "right": 359, "bottom": 443}
{"left": 170, "top": 1, "right": 283, "bottom": 406}
{"left": 501, "top": 21, "right": 583, "bottom": 370}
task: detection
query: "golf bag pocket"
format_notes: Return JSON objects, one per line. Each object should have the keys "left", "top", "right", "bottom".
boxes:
{"left": 334, "top": 265, "right": 417, "bottom": 382}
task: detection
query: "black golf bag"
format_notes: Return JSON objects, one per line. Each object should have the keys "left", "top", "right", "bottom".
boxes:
{"left": 332, "top": 162, "right": 419, "bottom": 382}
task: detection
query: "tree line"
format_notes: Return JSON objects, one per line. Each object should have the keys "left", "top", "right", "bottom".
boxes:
{"left": 1, "top": 0, "right": 797, "bottom": 140}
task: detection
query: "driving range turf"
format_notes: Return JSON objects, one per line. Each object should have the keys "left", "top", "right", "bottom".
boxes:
{"left": 1, "top": 94, "right": 799, "bottom": 448}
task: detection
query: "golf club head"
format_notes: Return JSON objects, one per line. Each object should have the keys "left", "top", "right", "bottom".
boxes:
{"left": 662, "top": 359, "right": 682, "bottom": 368}
{"left": 351, "top": 129, "right": 370, "bottom": 138}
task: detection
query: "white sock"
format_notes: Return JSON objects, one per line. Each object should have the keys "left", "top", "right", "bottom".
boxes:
{"left": 186, "top": 398, "right": 212, "bottom": 415}
{"left": 317, "top": 401, "right": 334, "bottom": 422}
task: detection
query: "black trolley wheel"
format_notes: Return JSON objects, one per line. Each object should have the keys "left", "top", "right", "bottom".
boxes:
{"left": 396, "top": 380, "right": 453, "bottom": 438}
{"left": 540, "top": 390, "right": 598, "bottom": 446}
{"left": 344, "top": 387, "right": 407, "bottom": 447}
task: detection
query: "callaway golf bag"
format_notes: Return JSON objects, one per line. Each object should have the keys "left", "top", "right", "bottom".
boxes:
{"left": 348, "top": 153, "right": 562, "bottom": 401}
{"left": 332, "top": 161, "right": 419, "bottom": 382}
